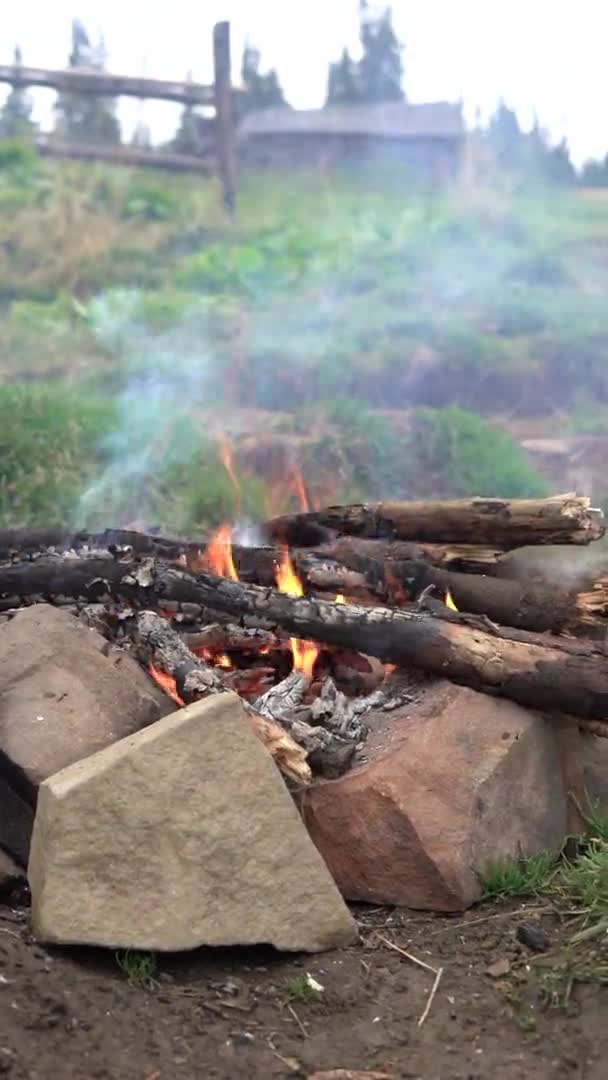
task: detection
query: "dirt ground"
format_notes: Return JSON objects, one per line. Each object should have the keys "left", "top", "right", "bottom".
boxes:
{"left": 1, "top": 888, "right": 606, "bottom": 1080}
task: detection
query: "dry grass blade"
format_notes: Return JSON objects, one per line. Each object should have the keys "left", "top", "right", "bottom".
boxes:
{"left": 376, "top": 934, "right": 444, "bottom": 1026}
{"left": 418, "top": 966, "right": 444, "bottom": 1027}
{"left": 376, "top": 934, "right": 438, "bottom": 975}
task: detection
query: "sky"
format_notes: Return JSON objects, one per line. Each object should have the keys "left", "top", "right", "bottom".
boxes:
{"left": 1, "top": 0, "right": 606, "bottom": 166}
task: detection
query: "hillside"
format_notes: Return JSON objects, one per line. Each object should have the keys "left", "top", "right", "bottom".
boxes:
{"left": 1, "top": 142, "right": 608, "bottom": 529}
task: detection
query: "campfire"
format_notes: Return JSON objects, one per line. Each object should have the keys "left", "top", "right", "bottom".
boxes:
{"left": 2, "top": 479, "right": 608, "bottom": 921}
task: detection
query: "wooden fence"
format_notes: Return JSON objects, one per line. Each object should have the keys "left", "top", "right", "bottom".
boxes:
{"left": 0, "top": 20, "right": 238, "bottom": 210}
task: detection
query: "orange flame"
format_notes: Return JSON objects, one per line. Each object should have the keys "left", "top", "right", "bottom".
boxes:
{"left": 291, "top": 466, "right": 310, "bottom": 512}
{"left": 275, "top": 544, "right": 319, "bottom": 680}
{"left": 205, "top": 524, "right": 238, "bottom": 581}
{"left": 335, "top": 594, "right": 345, "bottom": 604}
{"left": 445, "top": 589, "right": 458, "bottom": 611}
{"left": 218, "top": 434, "right": 241, "bottom": 515}
{"left": 148, "top": 663, "right": 184, "bottom": 706}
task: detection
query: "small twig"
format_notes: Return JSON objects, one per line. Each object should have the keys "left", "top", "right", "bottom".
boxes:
{"left": 418, "top": 965, "right": 444, "bottom": 1028}
{"left": 377, "top": 934, "right": 443, "bottom": 1027}
{"left": 427, "top": 903, "right": 554, "bottom": 936}
{"left": 376, "top": 934, "right": 437, "bottom": 974}
{"left": 286, "top": 1002, "right": 308, "bottom": 1039}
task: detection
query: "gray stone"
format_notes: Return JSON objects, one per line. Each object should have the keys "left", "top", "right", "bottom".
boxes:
{"left": 0, "top": 604, "right": 171, "bottom": 797}
{"left": 28, "top": 692, "right": 357, "bottom": 953}
{"left": 301, "top": 681, "right": 567, "bottom": 911}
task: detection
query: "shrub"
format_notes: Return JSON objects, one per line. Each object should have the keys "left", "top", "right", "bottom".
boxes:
{"left": 405, "top": 407, "right": 549, "bottom": 498}
{"left": 0, "top": 383, "right": 114, "bottom": 525}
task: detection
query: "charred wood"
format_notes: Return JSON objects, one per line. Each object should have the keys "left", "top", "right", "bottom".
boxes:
{"left": 265, "top": 494, "right": 604, "bottom": 549}
{"left": 134, "top": 611, "right": 310, "bottom": 785}
{"left": 163, "top": 569, "right": 608, "bottom": 727}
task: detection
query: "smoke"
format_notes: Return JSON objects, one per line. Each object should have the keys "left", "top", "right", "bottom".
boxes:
{"left": 75, "top": 289, "right": 218, "bottom": 530}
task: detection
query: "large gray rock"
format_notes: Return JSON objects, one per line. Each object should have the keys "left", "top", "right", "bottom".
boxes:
{"left": 28, "top": 692, "right": 357, "bottom": 953}
{"left": 301, "top": 681, "right": 567, "bottom": 912}
{"left": 0, "top": 604, "right": 171, "bottom": 839}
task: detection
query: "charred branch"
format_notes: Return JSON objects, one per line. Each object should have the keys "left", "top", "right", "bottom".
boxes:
{"left": 265, "top": 494, "right": 604, "bottom": 549}
{"left": 134, "top": 611, "right": 310, "bottom": 785}
{"left": 161, "top": 569, "right": 608, "bottom": 726}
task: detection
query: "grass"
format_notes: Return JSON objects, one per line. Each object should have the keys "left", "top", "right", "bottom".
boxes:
{"left": 480, "top": 852, "right": 557, "bottom": 900}
{"left": 1, "top": 148, "right": 608, "bottom": 522}
{"left": 115, "top": 949, "right": 158, "bottom": 989}
{"left": 285, "top": 974, "right": 323, "bottom": 1004}
{"left": 481, "top": 798, "right": 608, "bottom": 1020}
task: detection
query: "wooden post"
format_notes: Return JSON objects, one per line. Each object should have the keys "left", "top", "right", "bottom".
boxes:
{"left": 213, "top": 20, "right": 237, "bottom": 214}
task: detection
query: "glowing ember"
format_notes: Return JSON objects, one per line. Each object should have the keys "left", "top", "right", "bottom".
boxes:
{"left": 148, "top": 663, "right": 184, "bottom": 706}
{"left": 335, "top": 594, "right": 345, "bottom": 604}
{"left": 218, "top": 434, "right": 241, "bottom": 514}
{"left": 205, "top": 524, "right": 238, "bottom": 581}
{"left": 445, "top": 589, "right": 458, "bottom": 611}
{"left": 275, "top": 544, "right": 319, "bottom": 679}
{"left": 216, "top": 653, "right": 232, "bottom": 669}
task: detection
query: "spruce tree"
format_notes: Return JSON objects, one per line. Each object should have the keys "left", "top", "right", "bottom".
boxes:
{"left": 358, "top": 2, "right": 404, "bottom": 103}
{"left": 241, "top": 43, "right": 287, "bottom": 112}
{"left": 0, "top": 47, "right": 36, "bottom": 138}
{"left": 53, "top": 20, "right": 121, "bottom": 145}
{"left": 326, "top": 48, "right": 360, "bottom": 105}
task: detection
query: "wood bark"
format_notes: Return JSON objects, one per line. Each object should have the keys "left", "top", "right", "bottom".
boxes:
{"left": 265, "top": 494, "right": 604, "bottom": 548}
{"left": 0, "top": 64, "right": 216, "bottom": 105}
{"left": 321, "top": 536, "right": 508, "bottom": 575}
{"left": 374, "top": 559, "right": 591, "bottom": 634}
{"left": 161, "top": 569, "right": 608, "bottom": 726}
{"left": 134, "top": 611, "right": 310, "bottom": 785}
{"left": 2, "top": 548, "right": 606, "bottom": 639}
{"left": 36, "top": 140, "right": 215, "bottom": 175}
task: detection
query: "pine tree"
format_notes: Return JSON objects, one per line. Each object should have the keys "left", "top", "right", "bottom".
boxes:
{"left": 53, "top": 20, "right": 121, "bottom": 145}
{"left": 326, "top": 48, "right": 360, "bottom": 105}
{"left": 172, "top": 108, "right": 200, "bottom": 154}
{"left": 581, "top": 154, "right": 608, "bottom": 187}
{"left": 358, "top": 2, "right": 404, "bottom": 103}
{"left": 241, "top": 42, "right": 287, "bottom": 112}
{"left": 0, "top": 47, "right": 36, "bottom": 138}
{"left": 486, "top": 100, "right": 524, "bottom": 169}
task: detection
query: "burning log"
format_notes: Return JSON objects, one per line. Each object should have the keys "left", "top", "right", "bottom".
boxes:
{"left": 321, "top": 536, "right": 509, "bottom": 575}
{"left": 265, "top": 494, "right": 604, "bottom": 549}
{"left": 134, "top": 610, "right": 311, "bottom": 785}
{"left": 160, "top": 569, "right": 608, "bottom": 728}
{"left": 362, "top": 559, "right": 608, "bottom": 635}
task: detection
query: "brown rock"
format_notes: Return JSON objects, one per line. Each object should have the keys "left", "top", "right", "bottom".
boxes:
{"left": 28, "top": 692, "right": 357, "bottom": 953}
{"left": 582, "top": 734, "right": 608, "bottom": 815}
{"left": 300, "top": 681, "right": 567, "bottom": 912}
{"left": 0, "top": 604, "right": 171, "bottom": 799}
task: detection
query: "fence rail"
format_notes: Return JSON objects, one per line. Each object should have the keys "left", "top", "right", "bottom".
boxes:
{"left": 0, "top": 20, "right": 238, "bottom": 209}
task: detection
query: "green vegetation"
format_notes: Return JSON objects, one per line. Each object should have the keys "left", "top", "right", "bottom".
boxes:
{"left": 1, "top": 144, "right": 607, "bottom": 527}
{"left": 481, "top": 798, "right": 608, "bottom": 1019}
{"left": 480, "top": 852, "right": 557, "bottom": 900}
{"left": 285, "top": 974, "right": 323, "bottom": 1003}
{"left": 115, "top": 949, "right": 158, "bottom": 989}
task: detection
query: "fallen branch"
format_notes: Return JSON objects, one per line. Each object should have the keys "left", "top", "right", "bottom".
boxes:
{"left": 266, "top": 494, "right": 604, "bottom": 548}
{"left": 156, "top": 569, "right": 608, "bottom": 726}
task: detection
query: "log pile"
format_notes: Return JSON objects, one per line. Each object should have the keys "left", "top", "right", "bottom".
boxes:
{"left": 1, "top": 493, "right": 607, "bottom": 793}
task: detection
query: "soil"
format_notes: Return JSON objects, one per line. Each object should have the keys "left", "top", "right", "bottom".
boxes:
{"left": 1, "top": 889, "right": 606, "bottom": 1080}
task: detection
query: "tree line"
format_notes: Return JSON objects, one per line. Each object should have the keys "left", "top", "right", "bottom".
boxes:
{"left": 1, "top": 2, "right": 607, "bottom": 185}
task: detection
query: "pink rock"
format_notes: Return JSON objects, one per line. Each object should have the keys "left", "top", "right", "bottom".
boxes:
{"left": 300, "top": 681, "right": 567, "bottom": 911}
